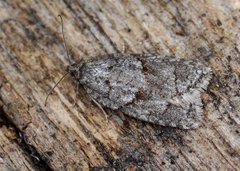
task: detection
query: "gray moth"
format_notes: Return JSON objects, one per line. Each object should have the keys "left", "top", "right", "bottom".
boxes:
{"left": 67, "top": 53, "right": 212, "bottom": 129}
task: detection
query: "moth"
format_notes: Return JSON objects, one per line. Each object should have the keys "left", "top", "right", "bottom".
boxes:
{"left": 67, "top": 54, "right": 212, "bottom": 129}
{"left": 45, "top": 16, "right": 212, "bottom": 129}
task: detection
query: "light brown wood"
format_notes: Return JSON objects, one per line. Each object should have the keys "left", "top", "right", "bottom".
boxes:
{"left": 0, "top": 0, "right": 239, "bottom": 170}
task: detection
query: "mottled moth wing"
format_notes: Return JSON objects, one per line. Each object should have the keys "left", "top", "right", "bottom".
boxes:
{"left": 75, "top": 54, "right": 212, "bottom": 129}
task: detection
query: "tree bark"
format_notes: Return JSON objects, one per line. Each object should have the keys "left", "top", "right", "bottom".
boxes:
{"left": 0, "top": 0, "right": 239, "bottom": 170}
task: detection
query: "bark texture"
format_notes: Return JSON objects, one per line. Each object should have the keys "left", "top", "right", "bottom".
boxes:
{"left": 0, "top": 0, "right": 239, "bottom": 170}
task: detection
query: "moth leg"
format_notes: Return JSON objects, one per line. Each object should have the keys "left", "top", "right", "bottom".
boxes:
{"left": 90, "top": 96, "right": 109, "bottom": 123}
{"left": 71, "top": 81, "right": 80, "bottom": 107}
{"left": 121, "top": 41, "right": 126, "bottom": 53}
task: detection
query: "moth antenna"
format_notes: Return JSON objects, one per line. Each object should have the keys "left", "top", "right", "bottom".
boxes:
{"left": 44, "top": 72, "right": 69, "bottom": 106}
{"left": 58, "top": 15, "right": 71, "bottom": 65}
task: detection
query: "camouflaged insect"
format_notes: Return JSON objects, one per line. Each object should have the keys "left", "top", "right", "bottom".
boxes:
{"left": 67, "top": 54, "right": 212, "bottom": 129}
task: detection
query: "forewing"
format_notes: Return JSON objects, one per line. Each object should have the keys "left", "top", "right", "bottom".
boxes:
{"left": 79, "top": 54, "right": 212, "bottom": 129}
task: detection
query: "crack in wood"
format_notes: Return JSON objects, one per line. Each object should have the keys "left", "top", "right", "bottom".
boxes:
{"left": 0, "top": 104, "right": 53, "bottom": 171}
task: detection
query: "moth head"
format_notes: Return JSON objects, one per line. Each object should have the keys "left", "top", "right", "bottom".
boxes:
{"left": 66, "top": 63, "right": 84, "bottom": 79}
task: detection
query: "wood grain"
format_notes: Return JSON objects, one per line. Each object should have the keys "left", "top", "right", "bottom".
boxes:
{"left": 0, "top": 0, "right": 239, "bottom": 170}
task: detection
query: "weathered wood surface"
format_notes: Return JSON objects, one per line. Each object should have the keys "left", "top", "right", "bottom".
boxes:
{"left": 0, "top": 0, "right": 239, "bottom": 170}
